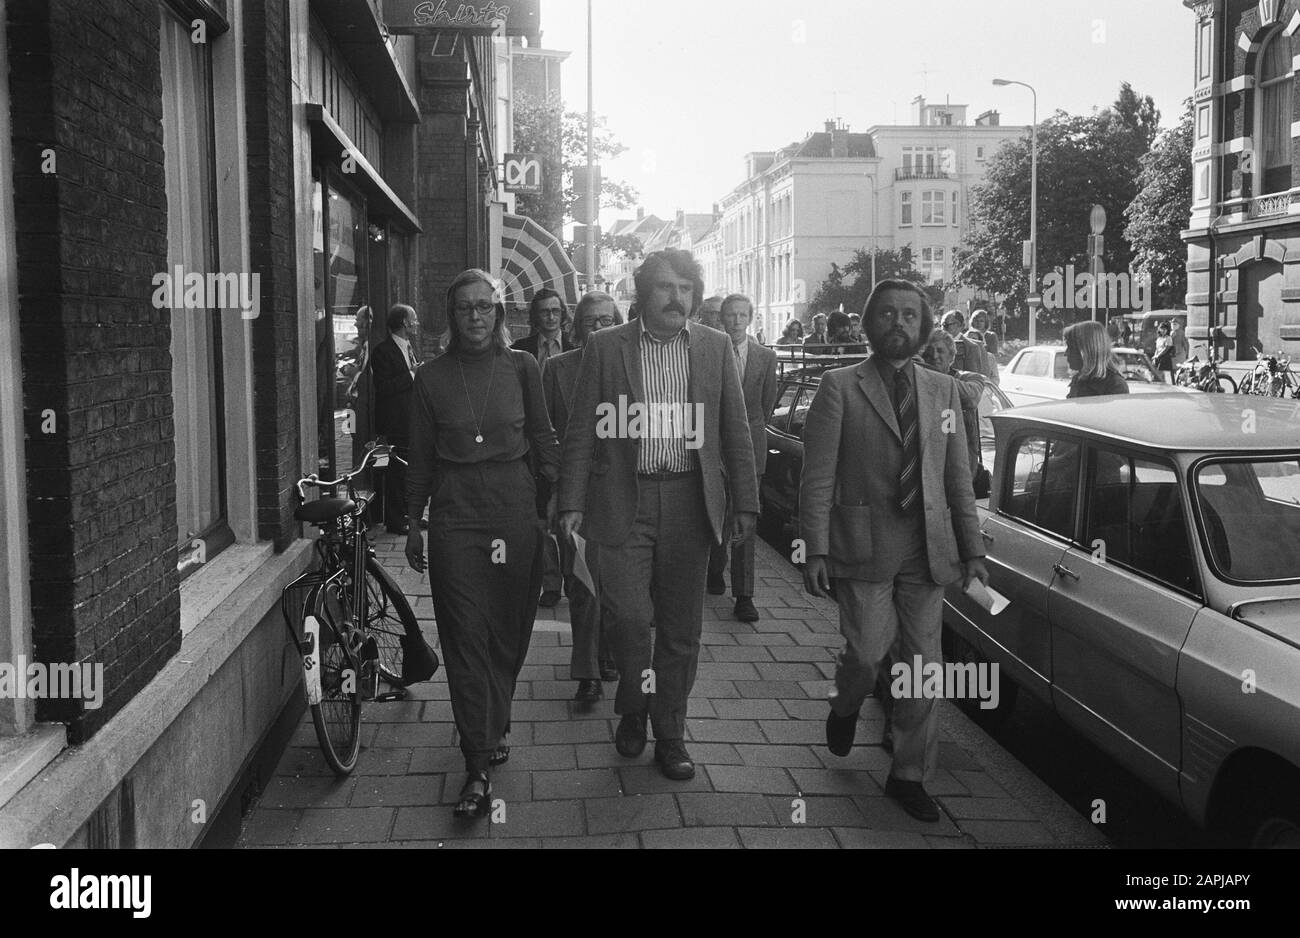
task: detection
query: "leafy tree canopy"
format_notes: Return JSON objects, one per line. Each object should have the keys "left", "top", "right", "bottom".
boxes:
{"left": 809, "top": 246, "right": 940, "bottom": 318}
{"left": 1124, "top": 98, "right": 1192, "bottom": 309}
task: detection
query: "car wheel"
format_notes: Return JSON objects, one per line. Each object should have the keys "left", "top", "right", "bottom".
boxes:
{"left": 941, "top": 625, "right": 1019, "bottom": 729}
{"left": 1241, "top": 774, "right": 1300, "bottom": 848}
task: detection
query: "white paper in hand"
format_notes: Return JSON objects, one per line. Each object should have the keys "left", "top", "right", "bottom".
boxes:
{"left": 964, "top": 578, "right": 1010, "bottom": 616}
{"left": 571, "top": 531, "right": 596, "bottom": 596}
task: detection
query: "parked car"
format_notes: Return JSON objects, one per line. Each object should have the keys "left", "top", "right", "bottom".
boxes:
{"left": 1001, "top": 344, "right": 1183, "bottom": 405}
{"left": 760, "top": 354, "right": 1011, "bottom": 535}
{"left": 942, "top": 393, "right": 1300, "bottom": 846}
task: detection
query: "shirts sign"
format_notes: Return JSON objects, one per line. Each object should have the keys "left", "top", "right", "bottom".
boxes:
{"left": 382, "top": 0, "right": 540, "bottom": 36}
{"left": 504, "top": 153, "right": 543, "bottom": 195}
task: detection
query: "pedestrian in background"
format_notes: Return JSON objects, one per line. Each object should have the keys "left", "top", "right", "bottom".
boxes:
{"left": 800, "top": 279, "right": 987, "bottom": 822}
{"left": 920, "top": 329, "right": 984, "bottom": 477}
{"left": 512, "top": 288, "right": 576, "bottom": 607}
{"left": 707, "top": 294, "right": 778, "bottom": 622}
{"left": 803, "top": 312, "right": 829, "bottom": 347}
{"left": 372, "top": 303, "right": 421, "bottom": 534}
{"left": 696, "top": 295, "right": 724, "bottom": 331}
{"left": 1064, "top": 320, "right": 1130, "bottom": 398}
{"left": 969, "top": 308, "right": 998, "bottom": 359}
{"left": 941, "top": 309, "right": 992, "bottom": 383}
{"left": 544, "top": 291, "right": 622, "bottom": 703}
{"left": 777, "top": 320, "right": 804, "bottom": 345}
{"left": 1171, "top": 318, "right": 1190, "bottom": 375}
{"left": 405, "top": 269, "right": 561, "bottom": 819}
{"left": 848, "top": 313, "right": 866, "bottom": 344}
{"left": 558, "top": 249, "right": 757, "bottom": 781}
{"left": 1151, "top": 320, "right": 1175, "bottom": 384}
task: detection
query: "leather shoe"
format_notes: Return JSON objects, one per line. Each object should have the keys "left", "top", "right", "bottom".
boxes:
{"left": 573, "top": 679, "right": 603, "bottom": 703}
{"left": 599, "top": 660, "right": 619, "bottom": 682}
{"left": 538, "top": 590, "right": 561, "bottom": 608}
{"left": 825, "top": 707, "right": 858, "bottom": 757}
{"left": 885, "top": 775, "right": 940, "bottom": 822}
{"left": 614, "top": 711, "right": 647, "bottom": 757}
{"left": 385, "top": 522, "right": 409, "bottom": 535}
{"left": 733, "top": 596, "right": 759, "bottom": 622}
{"left": 654, "top": 739, "right": 695, "bottom": 780}
{"left": 706, "top": 573, "right": 726, "bottom": 595}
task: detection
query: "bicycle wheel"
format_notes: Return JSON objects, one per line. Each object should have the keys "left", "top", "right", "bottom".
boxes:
{"left": 362, "top": 554, "right": 418, "bottom": 687}
{"left": 1213, "top": 374, "right": 1236, "bottom": 394}
{"left": 305, "top": 582, "right": 362, "bottom": 775}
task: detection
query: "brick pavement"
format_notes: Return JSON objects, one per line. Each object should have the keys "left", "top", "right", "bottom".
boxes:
{"left": 237, "top": 532, "right": 1106, "bottom": 849}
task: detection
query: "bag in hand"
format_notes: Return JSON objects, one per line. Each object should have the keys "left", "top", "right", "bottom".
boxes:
{"left": 972, "top": 462, "right": 991, "bottom": 500}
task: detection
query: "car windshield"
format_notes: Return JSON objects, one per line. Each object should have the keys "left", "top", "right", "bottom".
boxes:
{"left": 1195, "top": 457, "right": 1300, "bottom": 582}
{"left": 1115, "top": 352, "right": 1157, "bottom": 383}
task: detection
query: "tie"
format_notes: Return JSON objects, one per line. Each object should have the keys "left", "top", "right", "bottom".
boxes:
{"left": 893, "top": 368, "right": 920, "bottom": 513}
{"left": 407, "top": 345, "right": 418, "bottom": 373}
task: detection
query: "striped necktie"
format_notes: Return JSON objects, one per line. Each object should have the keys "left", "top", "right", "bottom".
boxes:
{"left": 407, "top": 344, "right": 418, "bottom": 373}
{"left": 893, "top": 368, "right": 920, "bottom": 513}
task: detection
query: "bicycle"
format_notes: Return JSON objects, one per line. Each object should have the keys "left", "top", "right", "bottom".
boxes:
{"left": 1173, "top": 354, "right": 1237, "bottom": 393}
{"left": 281, "top": 441, "right": 425, "bottom": 775}
{"left": 1241, "top": 348, "right": 1298, "bottom": 398}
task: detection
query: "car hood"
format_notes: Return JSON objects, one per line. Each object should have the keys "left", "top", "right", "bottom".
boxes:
{"left": 1233, "top": 598, "right": 1300, "bottom": 650}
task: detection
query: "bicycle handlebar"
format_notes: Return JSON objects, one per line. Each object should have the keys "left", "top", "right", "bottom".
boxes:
{"left": 295, "top": 442, "right": 408, "bottom": 501}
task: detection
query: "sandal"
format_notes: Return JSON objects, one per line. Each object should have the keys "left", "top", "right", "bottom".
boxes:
{"left": 452, "top": 771, "right": 491, "bottom": 819}
{"left": 489, "top": 728, "right": 510, "bottom": 767}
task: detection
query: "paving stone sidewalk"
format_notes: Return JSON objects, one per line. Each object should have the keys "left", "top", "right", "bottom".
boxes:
{"left": 237, "top": 532, "right": 1107, "bottom": 849}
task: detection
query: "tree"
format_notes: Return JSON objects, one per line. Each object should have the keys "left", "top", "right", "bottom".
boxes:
{"left": 954, "top": 83, "right": 1162, "bottom": 326}
{"left": 1124, "top": 98, "right": 1192, "bottom": 308}
{"left": 809, "top": 247, "right": 939, "bottom": 317}
{"left": 562, "top": 231, "right": 643, "bottom": 269}
{"left": 512, "top": 91, "right": 638, "bottom": 238}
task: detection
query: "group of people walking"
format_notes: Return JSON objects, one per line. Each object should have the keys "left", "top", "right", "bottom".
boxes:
{"left": 375, "top": 249, "right": 1140, "bottom": 825}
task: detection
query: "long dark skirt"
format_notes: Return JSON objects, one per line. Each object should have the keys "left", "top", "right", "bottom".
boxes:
{"left": 427, "top": 459, "right": 543, "bottom": 773}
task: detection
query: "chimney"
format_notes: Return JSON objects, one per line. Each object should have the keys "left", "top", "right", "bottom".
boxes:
{"left": 712, "top": 202, "right": 720, "bottom": 218}
{"left": 824, "top": 119, "right": 836, "bottom": 133}
{"left": 831, "top": 121, "right": 850, "bottom": 158}
{"left": 911, "top": 95, "right": 926, "bottom": 124}
{"left": 975, "top": 109, "right": 1000, "bottom": 126}
{"left": 675, "top": 209, "right": 685, "bottom": 228}
{"left": 637, "top": 206, "right": 644, "bottom": 220}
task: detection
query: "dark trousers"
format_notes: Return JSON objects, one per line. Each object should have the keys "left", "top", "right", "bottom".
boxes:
{"left": 560, "top": 535, "right": 609, "bottom": 679}
{"left": 707, "top": 526, "right": 755, "bottom": 597}
{"left": 542, "top": 532, "right": 563, "bottom": 594}
{"left": 427, "top": 460, "right": 542, "bottom": 774}
{"left": 598, "top": 473, "right": 712, "bottom": 741}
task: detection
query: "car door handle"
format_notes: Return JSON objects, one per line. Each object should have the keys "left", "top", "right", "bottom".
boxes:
{"left": 980, "top": 531, "right": 995, "bottom": 544}
{"left": 1052, "top": 562, "right": 1079, "bottom": 582}
{"left": 769, "top": 449, "right": 781, "bottom": 455}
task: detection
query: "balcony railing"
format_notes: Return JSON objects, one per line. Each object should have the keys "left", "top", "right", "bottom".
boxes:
{"left": 895, "top": 168, "right": 951, "bottom": 181}
{"left": 1250, "top": 192, "right": 1293, "bottom": 219}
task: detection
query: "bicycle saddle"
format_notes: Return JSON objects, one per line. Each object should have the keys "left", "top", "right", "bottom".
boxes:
{"left": 294, "top": 497, "right": 356, "bottom": 524}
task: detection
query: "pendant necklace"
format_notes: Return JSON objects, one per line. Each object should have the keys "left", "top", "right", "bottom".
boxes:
{"left": 458, "top": 350, "right": 496, "bottom": 444}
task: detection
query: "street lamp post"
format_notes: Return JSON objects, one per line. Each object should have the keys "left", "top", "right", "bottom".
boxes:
{"left": 865, "top": 173, "right": 879, "bottom": 290}
{"left": 993, "top": 78, "right": 1038, "bottom": 346}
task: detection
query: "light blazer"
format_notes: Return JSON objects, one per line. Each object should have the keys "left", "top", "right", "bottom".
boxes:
{"left": 559, "top": 320, "right": 758, "bottom": 547}
{"left": 798, "top": 356, "right": 984, "bottom": 585}
{"left": 737, "top": 338, "right": 779, "bottom": 478}
{"left": 542, "top": 345, "right": 583, "bottom": 441}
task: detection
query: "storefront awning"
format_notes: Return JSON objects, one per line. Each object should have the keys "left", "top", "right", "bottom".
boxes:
{"left": 307, "top": 104, "right": 421, "bottom": 234}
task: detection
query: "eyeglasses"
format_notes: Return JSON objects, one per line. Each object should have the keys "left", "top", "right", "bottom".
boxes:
{"left": 453, "top": 301, "right": 497, "bottom": 317}
{"left": 584, "top": 316, "right": 616, "bottom": 328}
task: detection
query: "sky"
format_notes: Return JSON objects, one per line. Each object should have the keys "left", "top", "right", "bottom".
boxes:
{"left": 534, "top": 0, "right": 1195, "bottom": 229}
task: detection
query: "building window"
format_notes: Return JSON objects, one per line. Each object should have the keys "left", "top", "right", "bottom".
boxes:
{"left": 952, "top": 191, "right": 959, "bottom": 227}
{"left": 900, "top": 191, "right": 913, "bottom": 226}
{"left": 976, "top": 145, "right": 985, "bottom": 161}
{"left": 921, "top": 246, "right": 944, "bottom": 283}
{"left": 902, "top": 146, "right": 940, "bottom": 175}
{"left": 921, "top": 190, "right": 946, "bottom": 225}
{"left": 160, "top": 4, "right": 229, "bottom": 574}
{"left": 1257, "top": 29, "right": 1294, "bottom": 195}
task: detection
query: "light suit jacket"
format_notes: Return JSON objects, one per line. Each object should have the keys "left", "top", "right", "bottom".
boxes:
{"left": 798, "top": 356, "right": 984, "bottom": 585}
{"left": 559, "top": 320, "right": 757, "bottom": 547}
{"left": 737, "top": 338, "right": 779, "bottom": 478}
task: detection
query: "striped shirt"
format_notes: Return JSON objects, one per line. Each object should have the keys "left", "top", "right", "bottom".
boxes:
{"left": 637, "top": 319, "right": 695, "bottom": 473}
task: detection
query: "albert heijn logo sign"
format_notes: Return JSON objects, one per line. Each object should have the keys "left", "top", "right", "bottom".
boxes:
{"left": 382, "top": 0, "right": 539, "bottom": 36}
{"left": 503, "top": 153, "right": 543, "bottom": 195}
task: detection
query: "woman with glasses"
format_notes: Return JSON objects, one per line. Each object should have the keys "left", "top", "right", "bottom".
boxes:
{"left": 404, "top": 269, "right": 561, "bottom": 819}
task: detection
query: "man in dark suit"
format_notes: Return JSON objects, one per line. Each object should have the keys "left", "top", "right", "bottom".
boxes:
{"left": 513, "top": 288, "right": 577, "bottom": 606}
{"left": 707, "top": 294, "right": 778, "bottom": 622}
{"left": 372, "top": 303, "right": 421, "bottom": 534}
{"left": 545, "top": 291, "right": 623, "bottom": 704}
{"left": 800, "top": 279, "right": 988, "bottom": 822}
{"left": 558, "top": 249, "right": 757, "bottom": 781}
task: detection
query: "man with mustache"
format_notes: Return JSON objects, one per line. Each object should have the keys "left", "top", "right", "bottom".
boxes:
{"left": 799, "top": 279, "right": 988, "bottom": 822}
{"left": 559, "top": 249, "right": 757, "bottom": 780}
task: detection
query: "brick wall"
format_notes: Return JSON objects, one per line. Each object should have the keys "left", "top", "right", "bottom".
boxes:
{"left": 243, "top": 0, "right": 301, "bottom": 547}
{"left": 8, "top": 0, "right": 179, "bottom": 742}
